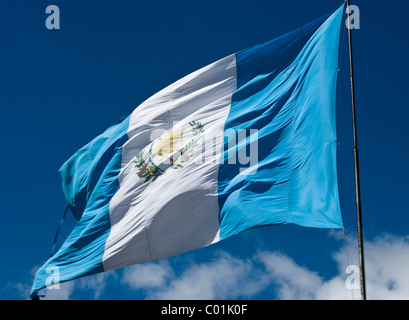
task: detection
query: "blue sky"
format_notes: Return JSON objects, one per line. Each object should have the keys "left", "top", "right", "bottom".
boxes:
{"left": 1, "top": 0, "right": 409, "bottom": 300}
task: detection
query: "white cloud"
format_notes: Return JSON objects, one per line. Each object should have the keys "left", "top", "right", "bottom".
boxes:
{"left": 40, "top": 270, "right": 116, "bottom": 300}
{"left": 258, "top": 249, "right": 359, "bottom": 300}
{"left": 120, "top": 251, "right": 268, "bottom": 299}
{"left": 257, "top": 251, "right": 324, "bottom": 300}
{"left": 77, "top": 271, "right": 116, "bottom": 299}
{"left": 20, "top": 233, "right": 409, "bottom": 300}
{"left": 149, "top": 252, "right": 267, "bottom": 300}
{"left": 364, "top": 234, "right": 409, "bottom": 299}
{"left": 121, "top": 260, "right": 173, "bottom": 290}
{"left": 258, "top": 233, "right": 409, "bottom": 300}
{"left": 120, "top": 233, "right": 409, "bottom": 300}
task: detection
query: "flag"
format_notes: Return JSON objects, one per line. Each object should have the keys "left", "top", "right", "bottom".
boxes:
{"left": 31, "top": 4, "right": 345, "bottom": 299}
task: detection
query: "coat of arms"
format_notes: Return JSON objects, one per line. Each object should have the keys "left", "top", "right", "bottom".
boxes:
{"left": 134, "top": 121, "right": 205, "bottom": 182}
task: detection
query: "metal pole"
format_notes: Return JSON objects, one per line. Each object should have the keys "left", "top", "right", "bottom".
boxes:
{"left": 345, "top": 0, "right": 366, "bottom": 300}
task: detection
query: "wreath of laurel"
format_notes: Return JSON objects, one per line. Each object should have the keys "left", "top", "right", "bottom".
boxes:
{"left": 134, "top": 150, "right": 162, "bottom": 182}
{"left": 171, "top": 121, "right": 204, "bottom": 170}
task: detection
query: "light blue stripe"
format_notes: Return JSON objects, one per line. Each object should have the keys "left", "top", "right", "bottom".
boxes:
{"left": 59, "top": 116, "right": 129, "bottom": 221}
{"left": 30, "top": 116, "right": 130, "bottom": 299}
{"left": 218, "top": 5, "right": 345, "bottom": 240}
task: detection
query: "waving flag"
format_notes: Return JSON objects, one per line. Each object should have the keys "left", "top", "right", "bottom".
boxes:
{"left": 31, "top": 4, "right": 344, "bottom": 299}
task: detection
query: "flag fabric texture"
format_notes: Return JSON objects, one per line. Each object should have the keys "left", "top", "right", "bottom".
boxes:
{"left": 31, "top": 4, "right": 344, "bottom": 299}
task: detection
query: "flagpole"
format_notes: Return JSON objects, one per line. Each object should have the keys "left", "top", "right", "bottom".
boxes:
{"left": 345, "top": 0, "right": 366, "bottom": 300}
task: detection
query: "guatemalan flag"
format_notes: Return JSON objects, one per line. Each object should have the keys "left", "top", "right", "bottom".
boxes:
{"left": 31, "top": 4, "right": 345, "bottom": 299}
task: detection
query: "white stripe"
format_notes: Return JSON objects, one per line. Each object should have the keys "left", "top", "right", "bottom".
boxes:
{"left": 103, "top": 55, "right": 237, "bottom": 271}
